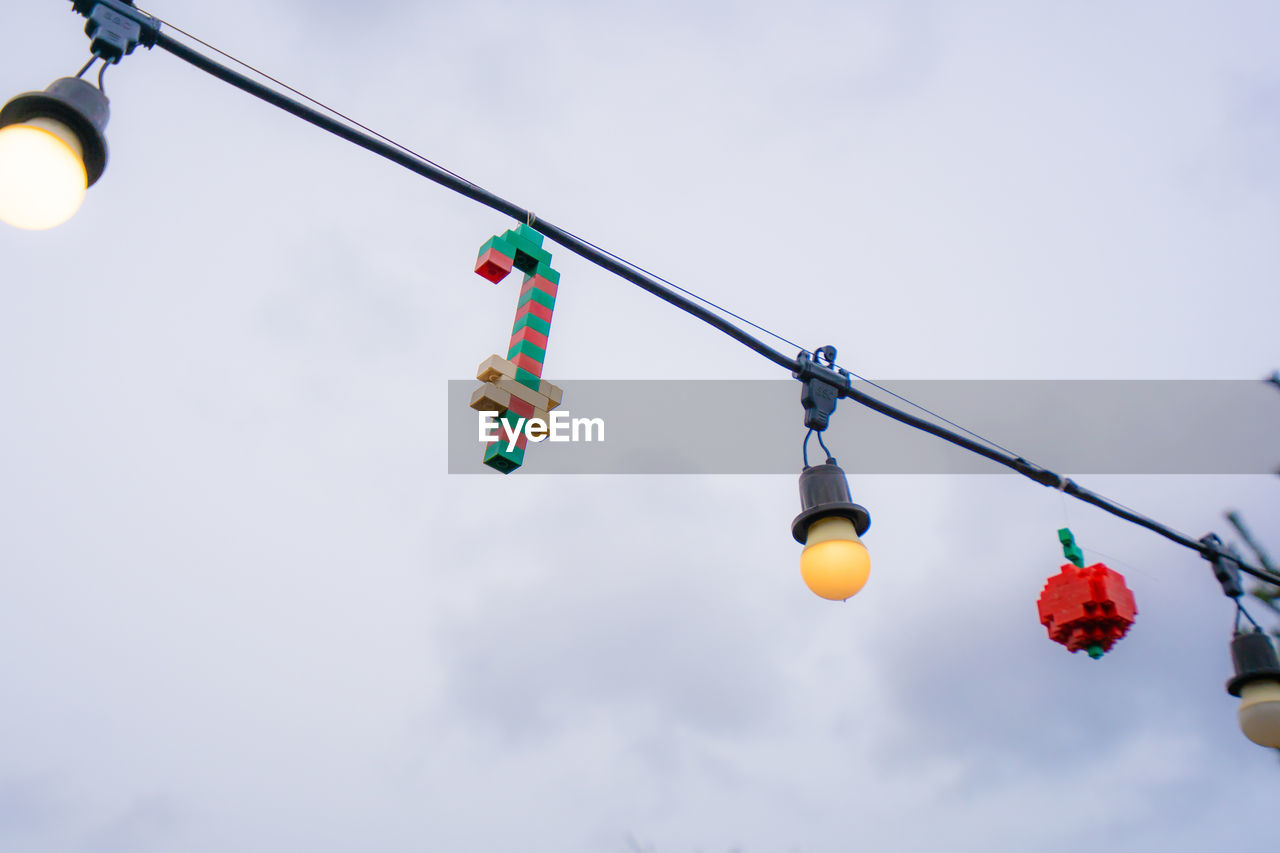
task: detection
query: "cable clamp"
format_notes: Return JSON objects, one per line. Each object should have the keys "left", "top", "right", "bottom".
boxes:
{"left": 1011, "top": 456, "right": 1064, "bottom": 488}
{"left": 1200, "top": 533, "right": 1244, "bottom": 599}
{"left": 71, "top": 0, "right": 161, "bottom": 63}
{"left": 794, "top": 346, "right": 848, "bottom": 432}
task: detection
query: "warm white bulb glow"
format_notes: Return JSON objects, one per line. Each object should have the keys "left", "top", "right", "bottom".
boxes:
{"left": 1238, "top": 680, "right": 1280, "bottom": 748}
{"left": 800, "top": 516, "right": 871, "bottom": 601}
{"left": 0, "top": 119, "right": 87, "bottom": 230}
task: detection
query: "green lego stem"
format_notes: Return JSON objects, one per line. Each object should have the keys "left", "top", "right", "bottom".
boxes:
{"left": 1058, "top": 527, "right": 1085, "bottom": 568}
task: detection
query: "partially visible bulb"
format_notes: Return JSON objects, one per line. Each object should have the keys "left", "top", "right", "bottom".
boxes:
{"left": 0, "top": 118, "right": 87, "bottom": 229}
{"left": 0, "top": 76, "right": 109, "bottom": 230}
{"left": 1237, "top": 681, "right": 1280, "bottom": 748}
{"left": 1227, "top": 631, "right": 1280, "bottom": 749}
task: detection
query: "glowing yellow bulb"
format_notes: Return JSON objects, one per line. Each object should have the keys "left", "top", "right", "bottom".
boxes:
{"left": 0, "top": 118, "right": 88, "bottom": 230}
{"left": 1238, "top": 680, "right": 1280, "bottom": 748}
{"left": 800, "top": 516, "right": 871, "bottom": 601}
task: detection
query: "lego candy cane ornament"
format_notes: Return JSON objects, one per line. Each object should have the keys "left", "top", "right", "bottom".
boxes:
{"left": 469, "top": 224, "right": 564, "bottom": 473}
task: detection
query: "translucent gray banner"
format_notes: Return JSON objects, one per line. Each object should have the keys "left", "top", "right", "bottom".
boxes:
{"left": 446, "top": 380, "right": 1280, "bottom": 475}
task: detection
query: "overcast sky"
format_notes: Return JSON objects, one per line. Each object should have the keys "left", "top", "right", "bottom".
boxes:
{"left": 2, "top": 2, "right": 1279, "bottom": 852}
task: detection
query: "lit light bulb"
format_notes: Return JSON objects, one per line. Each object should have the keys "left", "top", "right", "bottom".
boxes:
{"left": 0, "top": 118, "right": 87, "bottom": 230}
{"left": 791, "top": 458, "right": 872, "bottom": 601}
{"left": 800, "top": 515, "right": 871, "bottom": 601}
{"left": 0, "top": 77, "right": 109, "bottom": 230}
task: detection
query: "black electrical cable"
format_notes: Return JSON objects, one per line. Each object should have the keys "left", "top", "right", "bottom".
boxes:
{"left": 834, "top": 373, "right": 1280, "bottom": 585}
{"left": 841, "top": 370, "right": 1026, "bottom": 460}
{"left": 152, "top": 32, "right": 800, "bottom": 375}
{"left": 152, "top": 13, "right": 811, "bottom": 361}
{"left": 143, "top": 28, "right": 1280, "bottom": 588}
{"left": 151, "top": 14, "right": 1021, "bottom": 464}
{"left": 548, "top": 226, "right": 808, "bottom": 355}
{"left": 151, "top": 15, "right": 484, "bottom": 195}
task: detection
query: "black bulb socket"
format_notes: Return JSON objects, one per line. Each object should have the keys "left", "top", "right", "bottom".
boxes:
{"left": 791, "top": 459, "right": 870, "bottom": 544}
{"left": 0, "top": 77, "right": 109, "bottom": 186}
{"left": 1226, "top": 630, "right": 1280, "bottom": 697}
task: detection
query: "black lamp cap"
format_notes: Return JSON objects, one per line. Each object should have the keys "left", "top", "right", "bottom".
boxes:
{"left": 791, "top": 459, "right": 870, "bottom": 544}
{"left": 0, "top": 77, "right": 109, "bottom": 186}
{"left": 1226, "top": 630, "right": 1280, "bottom": 697}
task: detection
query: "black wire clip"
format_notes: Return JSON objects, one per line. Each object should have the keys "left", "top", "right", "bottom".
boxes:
{"left": 71, "top": 0, "right": 161, "bottom": 64}
{"left": 1200, "top": 533, "right": 1244, "bottom": 599}
{"left": 794, "top": 346, "right": 849, "bottom": 432}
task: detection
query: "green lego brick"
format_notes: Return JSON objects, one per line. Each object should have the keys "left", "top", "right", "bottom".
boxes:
{"left": 514, "top": 366, "right": 542, "bottom": 391}
{"left": 1058, "top": 528, "right": 1084, "bottom": 568}
{"left": 477, "top": 235, "right": 515, "bottom": 259}
{"left": 507, "top": 223, "right": 547, "bottom": 250}
{"left": 507, "top": 337, "right": 547, "bottom": 364}
{"left": 511, "top": 251, "right": 539, "bottom": 276}
{"left": 502, "top": 227, "right": 552, "bottom": 264}
{"left": 531, "top": 263, "right": 560, "bottom": 285}
{"left": 483, "top": 441, "right": 524, "bottom": 474}
{"left": 513, "top": 313, "right": 552, "bottom": 337}
{"left": 517, "top": 286, "right": 556, "bottom": 311}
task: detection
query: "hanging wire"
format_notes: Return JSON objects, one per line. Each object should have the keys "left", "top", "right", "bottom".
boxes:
{"left": 149, "top": 13, "right": 483, "bottom": 193}
{"left": 802, "top": 429, "right": 836, "bottom": 468}
{"left": 97, "top": 61, "right": 108, "bottom": 96}
{"left": 123, "top": 19, "right": 1280, "bottom": 589}
{"left": 1236, "top": 599, "right": 1263, "bottom": 633}
{"left": 839, "top": 369, "right": 1028, "bottom": 461}
{"left": 149, "top": 14, "right": 808, "bottom": 358}
{"left": 549, "top": 226, "right": 807, "bottom": 355}
{"left": 147, "top": 14, "right": 1031, "bottom": 473}
{"left": 74, "top": 56, "right": 97, "bottom": 79}
{"left": 1081, "top": 546, "right": 1161, "bottom": 583}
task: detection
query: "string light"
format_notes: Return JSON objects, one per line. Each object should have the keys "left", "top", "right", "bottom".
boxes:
{"left": 2, "top": 0, "right": 1276, "bottom": 749}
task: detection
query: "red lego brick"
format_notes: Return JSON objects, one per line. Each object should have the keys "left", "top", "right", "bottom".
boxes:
{"left": 511, "top": 351, "right": 543, "bottom": 375}
{"left": 515, "top": 300, "right": 554, "bottom": 325}
{"left": 507, "top": 397, "right": 535, "bottom": 418}
{"left": 509, "top": 325, "right": 549, "bottom": 352}
{"left": 524, "top": 273, "right": 559, "bottom": 298}
{"left": 518, "top": 277, "right": 557, "bottom": 310}
{"left": 476, "top": 247, "right": 514, "bottom": 283}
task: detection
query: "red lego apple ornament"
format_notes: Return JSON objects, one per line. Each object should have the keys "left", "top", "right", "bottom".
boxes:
{"left": 1037, "top": 528, "right": 1137, "bottom": 659}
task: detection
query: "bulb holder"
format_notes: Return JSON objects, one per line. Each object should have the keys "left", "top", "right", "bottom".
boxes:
{"left": 71, "top": 0, "right": 162, "bottom": 64}
{"left": 791, "top": 459, "right": 870, "bottom": 544}
{"left": 0, "top": 77, "right": 109, "bottom": 186}
{"left": 1226, "top": 631, "right": 1280, "bottom": 697}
